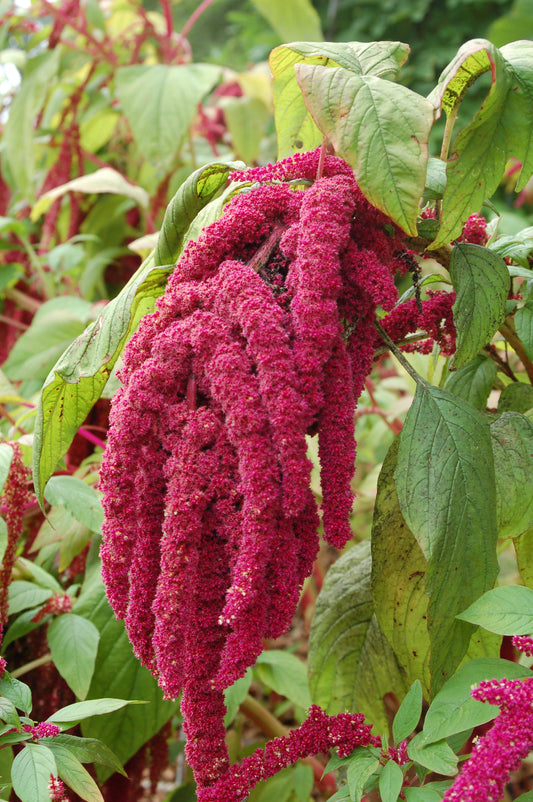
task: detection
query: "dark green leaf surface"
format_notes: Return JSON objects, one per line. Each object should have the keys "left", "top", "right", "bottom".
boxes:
{"left": 347, "top": 755, "right": 380, "bottom": 802}
{"left": 515, "top": 301, "right": 533, "bottom": 361}
{"left": 407, "top": 733, "right": 457, "bottom": 776}
{"left": 449, "top": 243, "right": 509, "bottom": 369}
{"left": 379, "top": 760, "right": 403, "bottom": 802}
{"left": 392, "top": 680, "right": 423, "bottom": 744}
{"left": 255, "top": 651, "right": 311, "bottom": 709}
{"left": 249, "top": 0, "right": 323, "bottom": 42}
{"left": 498, "top": 382, "right": 533, "bottom": 413}
{"left": 396, "top": 383, "right": 498, "bottom": 692}
{"left": 0, "top": 674, "right": 32, "bottom": 716}
{"left": 491, "top": 412, "right": 533, "bottom": 538}
{"left": 47, "top": 734, "right": 125, "bottom": 775}
{"left": 295, "top": 64, "right": 433, "bottom": 234}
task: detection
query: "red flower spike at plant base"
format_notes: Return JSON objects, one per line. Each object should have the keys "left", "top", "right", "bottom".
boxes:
{"left": 99, "top": 147, "right": 453, "bottom": 797}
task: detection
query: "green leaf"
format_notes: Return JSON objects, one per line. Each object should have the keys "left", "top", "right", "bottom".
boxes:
{"left": 1, "top": 608, "right": 47, "bottom": 651}
{"left": 224, "top": 670, "right": 252, "bottom": 726}
{"left": 1, "top": 311, "right": 87, "bottom": 382}
{"left": 31, "top": 168, "right": 148, "bottom": 221}
{"left": 3, "top": 50, "right": 60, "bottom": 199}
{"left": 154, "top": 161, "right": 239, "bottom": 267}
{"left": 270, "top": 40, "right": 409, "bottom": 158}
{"left": 449, "top": 243, "right": 509, "bottom": 369}
{"left": 48, "top": 615, "right": 100, "bottom": 700}
{"left": 422, "top": 657, "right": 531, "bottom": 743}
{"left": 0, "top": 443, "right": 14, "bottom": 496}
{"left": 395, "top": 383, "right": 498, "bottom": 692}
{"left": 346, "top": 755, "right": 380, "bottom": 802}
{"left": 11, "top": 743, "right": 57, "bottom": 802}
{"left": 256, "top": 651, "right": 311, "bottom": 709}
{"left": 44, "top": 476, "right": 103, "bottom": 533}
{"left": 407, "top": 734, "right": 457, "bottom": 776}
{"left": 498, "top": 382, "right": 533, "bottom": 413}
{"left": 392, "top": 680, "right": 423, "bottom": 744}
{"left": 16, "top": 557, "right": 62, "bottom": 592}
{"left": 0, "top": 698, "right": 20, "bottom": 728}
{"left": 430, "top": 39, "right": 533, "bottom": 247}
{"left": 404, "top": 781, "right": 452, "bottom": 801}
{"left": 46, "top": 735, "right": 125, "bottom": 776}
{"left": 515, "top": 527, "right": 533, "bottom": 587}
{"left": 423, "top": 158, "right": 447, "bottom": 202}
{"left": 75, "top": 577, "right": 178, "bottom": 780}
{"left": 221, "top": 97, "right": 270, "bottom": 164}
{"left": 489, "top": 227, "right": 533, "bottom": 268}
{"left": 457, "top": 585, "right": 533, "bottom": 634}
{"left": 515, "top": 301, "right": 533, "bottom": 361}
{"left": 445, "top": 354, "right": 497, "bottom": 410}
{"left": 0, "top": 674, "right": 32, "bottom": 716}
{"left": 491, "top": 412, "right": 533, "bottom": 538}
{"left": 295, "top": 64, "right": 434, "bottom": 235}
{"left": 47, "top": 698, "right": 143, "bottom": 725}
{"left": 49, "top": 745, "right": 104, "bottom": 802}
{"left": 8, "top": 581, "right": 53, "bottom": 616}
{"left": 292, "top": 763, "right": 313, "bottom": 802}
{"left": 249, "top": 0, "right": 323, "bottom": 42}
{"left": 309, "top": 540, "right": 408, "bottom": 732}
{"left": 379, "top": 760, "right": 404, "bottom": 802}
{"left": 33, "top": 161, "right": 235, "bottom": 506}
{"left": 371, "top": 440, "right": 432, "bottom": 694}
{"left": 115, "top": 64, "right": 221, "bottom": 168}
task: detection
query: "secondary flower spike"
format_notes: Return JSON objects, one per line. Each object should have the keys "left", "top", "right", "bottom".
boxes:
{"left": 99, "top": 147, "right": 433, "bottom": 795}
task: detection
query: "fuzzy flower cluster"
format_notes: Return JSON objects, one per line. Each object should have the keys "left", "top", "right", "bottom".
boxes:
{"left": 31, "top": 592, "right": 73, "bottom": 624}
{"left": 198, "top": 706, "right": 379, "bottom": 802}
{"left": 444, "top": 674, "right": 533, "bottom": 801}
{"left": 512, "top": 634, "right": 533, "bottom": 657}
{"left": 23, "top": 722, "right": 61, "bottom": 739}
{"left": 100, "top": 148, "right": 422, "bottom": 794}
{"left": 48, "top": 775, "right": 68, "bottom": 802}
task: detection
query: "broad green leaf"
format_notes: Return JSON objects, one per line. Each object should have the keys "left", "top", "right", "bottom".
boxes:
{"left": 46, "top": 735, "right": 125, "bottom": 776}
{"left": 2, "top": 311, "right": 87, "bottom": 382}
{"left": 292, "top": 762, "right": 313, "bottom": 802}
{"left": 309, "top": 540, "right": 408, "bottom": 731}
{"left": 3, "top": 50, "right": 60, "bottom": 199}
{"left": 270, "top": 40, "right": 409, "bottom": 158}
{"left": 221, "top": 97, "right": 270, "bottom": 164}
{"left": 514, "top": 793, "right": 533, "bottom": 802}
{"left": 75, "top": 577, "right": 177, "bottom": 780}
{"left": 396, "top": 383, "right": 498, "bottom": 692}
{"left": 32, "top": 506, "right": 92, "bottom": 573}
{"left": 11, "top": 743, "right": 57, "bottom": 802}
{"left": 491, "top": 412, "right": 533, "bottom": 538}
{"left": 48, "top": 615, "right": 100, "bottom": 700}
{"left": 498, "top": 382, "right": 533, "bottom": 413}
{"left": 31, "top": 168, "right": 149, "bottom": 221}
{"left": 515, "top": 301, "right": 533, "bottom": 361}
{"left": 445, "top": 354, "right": 497, "bottom": 409}
{"left": 0, "top": 674, "right": 31, "bottom": 716}
{"left": 8, "top": 581, "right": 53, "bottom": 616}
{"left": 115, "top": 64, "right": 221, "bottom": 168}
{"left": 0, "top": 443, "right": 14, "bottom": 496}
{"left": 255, "top": 651, "right": 311, "bottom": 709}
{"left": 430, "top": 39, "right": 533, "bottom": 246}
{"left": 379, "top": 760, "right": 404, "bottom": 802}
{"left": 407, "top": 734, "right": 457, "bottom": 776}
{"left": 371, "top": 440, "right": 432, "bottom": 694}
{"left": 422, "top": 158, "right": 447, "bottom": 202}
{"left": 47, "top": 698, "right": 142, "bottom": 725}
{"left": 295, "top": 64, "right": 434, "bottom": 235}
{"left": 44, "top": 476, "right": 103, "bottom": 533}
{"left": 457, "top": 585, "right": 533, "bottom": 634}
{"left": 489, "top": 227, "right": 533, "bottom": 268}
{"left": 392, "top": 680, "right": 423, "bottom": 744}
{"left": 16, "top": 557, "right": 62, "bottom": 592}
{"left": 49, "top": 746, "right": 104, "bottom": 802}
{"left": 1, "top": 608, "right": 48, "bottom": 652}
{"left": 449, "top": 243, "right": 509, "bottom": 369}
{"left": 347, "top": 755, "right": 380, "bottom": 802}
{"left": 422, "top": 657, "right": 530, "bottom": 744}
{"left": 249, "top": 0, "right": 323, "bottom": 42}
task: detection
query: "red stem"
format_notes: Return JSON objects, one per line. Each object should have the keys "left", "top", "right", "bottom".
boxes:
{"left": 175, "top": 0, "right": 218, "bottom": 48}
{"left": 160, "top": 0, "right": 173, "bottom": 37}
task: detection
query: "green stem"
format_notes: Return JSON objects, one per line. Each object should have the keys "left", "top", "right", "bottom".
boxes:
{"left": 11, "top": 653, "right": 52, "bottom": 679}
{"left": 374, "top": 321, "right": 426, "bottom": 386}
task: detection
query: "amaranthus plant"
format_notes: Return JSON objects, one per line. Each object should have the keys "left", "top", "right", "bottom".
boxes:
{"left": 2, "top": 1, "right": 533, "bottom": 801}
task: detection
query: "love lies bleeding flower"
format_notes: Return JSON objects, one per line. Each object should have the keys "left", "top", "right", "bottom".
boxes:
{"left": 99, "top": 147, "right": 425, "bottom": 796}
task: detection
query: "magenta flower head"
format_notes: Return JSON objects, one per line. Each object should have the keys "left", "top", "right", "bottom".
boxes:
{"left": 99, "top": 147, "right": 410, "bottom": 794}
